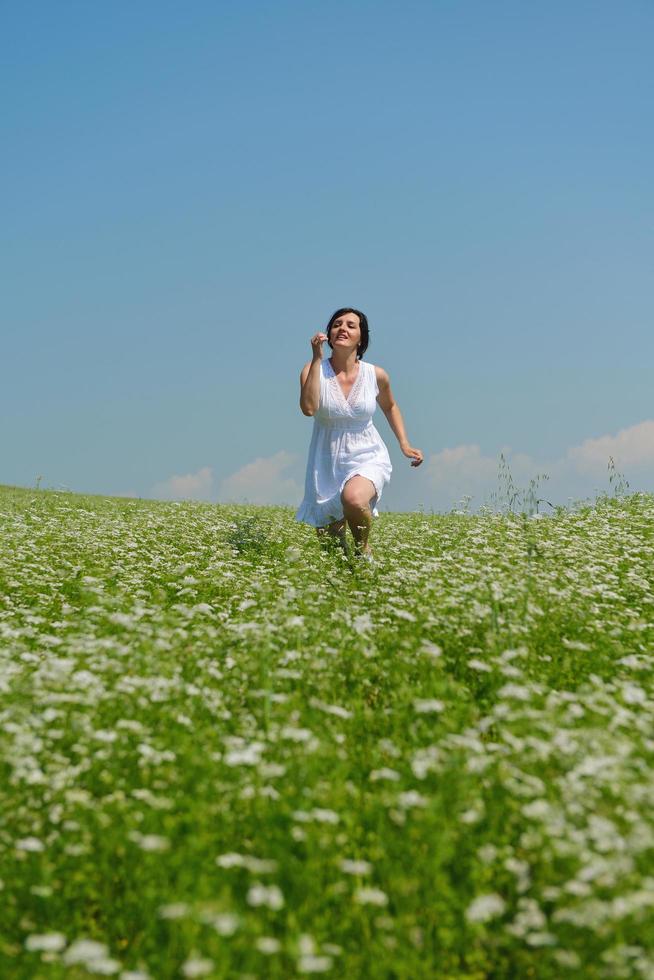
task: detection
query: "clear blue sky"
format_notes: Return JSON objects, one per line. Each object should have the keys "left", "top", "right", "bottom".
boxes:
{"left": 3, "top": 1, "right": 653, "bottom": 511}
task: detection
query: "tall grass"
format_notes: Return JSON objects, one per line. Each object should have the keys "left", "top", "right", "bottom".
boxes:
{"left": 1, "top": 482, "right": 654, "bottom": 978}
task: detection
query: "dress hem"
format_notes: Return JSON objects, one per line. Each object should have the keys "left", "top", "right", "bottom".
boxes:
{"left": 295, "top": 468, "right": 385, "bottom": 528}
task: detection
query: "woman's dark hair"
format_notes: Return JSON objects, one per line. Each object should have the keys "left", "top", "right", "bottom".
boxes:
{"left": 325, "top": 307, "right": 369, "bottom": 360}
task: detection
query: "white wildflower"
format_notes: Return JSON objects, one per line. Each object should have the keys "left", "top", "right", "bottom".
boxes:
{"left": 460, "top": 806, "right": 483, "bottom": 824}
{"left": 25, "top": 932, "right": 67, "bottom": 952}
{"left": 553, "top": 950, "right": 581, "bottom": 968}
{"left": 247, "top": 883, "right": 285, "bottom": 910}
{"left": 294, "top": 808, "right": 339, "bottom": 824}
{"left": 130, "top": 833, "right": 169, "bottom": 852}
{"left": 398, "top": 791, "right": 428, "bottom": 809}
{"left": 387, "top": 606, "right": 416, "bottom": 621}
{"left": 525, "top": 932, "right": 557, "bottom": 946}
{"left": 340, "top": 859, "right": 372, "bottom": 876}
{"left": 256, "top": 936, "right": 281, "bottom": 954}
{"left": 216, "top": 852, "right": 277, "bottom": 873}
{"left": 181, "top": 956, "right": 214, "bottom": 977}
{"left": 465, "top": 893, "right": 506, "bottom": 923}
{"left": 522, "top": 799, "right": 550, "bottom": 820}
{"left": 209, "top": 913, "right": 239, "bottom": 936}
{"left": 280, "top": 727, "right": 314, "bottom": 742}
{"left": 216, "top": 852, "right": 246, "bottom": 868}
{"left": 298, "top": 955, "right": 333, "bottom": 973}
{"left": 224, "top": 742, "right": 264, "bottom": 766}
{"left": 419, "top": 641, "right": 442, "bottom": 659}
{"left": 497, "top": 683, "right": 531, "bottom": 701}
{"left": 561, "top": 638, "right": 591, "bottom": 651}
{"left": 158, "top": 902, "right": 190, "bottom": 919}
{"left": 352, "top": 613, "right": 374, "bottom": 634}
{"left": 369, "top": 768, "right": 401, "bottom": 782}
{"left": 413, "top": 698, "right": 445, "bottom": 714}
{"left": 298, "top": 935, "right": 316, "bottom": 955}
{"left": 93, "top": 730, "right": 119, "bottom": 743}
{"left": 411, "top": 745, "right": 441, "bottom": 779}
{"left": 309, "top": 698, "right": 353, "bottom": 719}
{"left": 354, "top": 887, "right": 388, "bottom": 906}
{"left": 478, "top": 843, "right": 499, "bottom": 864}
{"left": 16, "top": 837, "right": 45, "bottom": 852}
{"left": 190, "top": 603, "right": 214, "bottom": 616}
{"left": 63, "top": 939, "right": 121, "bottom": 974}
{"left": 313, "top": 808, "right": 339, "bottom": 823}
{"left": 622, "top": 683, "right": 647, "bottom": 705}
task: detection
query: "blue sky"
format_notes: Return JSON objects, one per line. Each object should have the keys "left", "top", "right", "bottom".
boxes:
{"left": 3, "top": 0, "right": 653, "bottom": 512}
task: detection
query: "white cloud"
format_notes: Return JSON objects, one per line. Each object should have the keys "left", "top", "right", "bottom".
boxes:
{"left": 424, "top": 444, "right": 541, "bottom": 508}
{"left": 145, "top": 421, "right": 654, "bottom": 512}
{"left": 422, "top": 420, "right": 654, "bottom": 511}
{"left": 151, "top": 466, "right": 214, "bottom": 501}
{"left": 425, "top": 444, "right": 499, "bottom": 499}
{"left": 219, "top": 451, "right": 302, "bottom": 506}
{"left": 566, "top": 420, "right": 654, "bottom": 474}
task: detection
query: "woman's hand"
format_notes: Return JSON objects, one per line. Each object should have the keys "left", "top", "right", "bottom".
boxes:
{"left": 311, "top": 332, "right": 328, "bottom": 361}
{"left": 401, "top": 443, "right": 424, "bottom": 467}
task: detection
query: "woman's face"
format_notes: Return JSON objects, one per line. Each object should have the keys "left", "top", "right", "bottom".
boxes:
{"left": 329, "top": 312, "right": 361, "bottom": 354}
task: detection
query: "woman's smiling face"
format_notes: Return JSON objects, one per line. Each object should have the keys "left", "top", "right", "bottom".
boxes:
{"left": 328, "top": 312, "right": 361, "bottom": 353}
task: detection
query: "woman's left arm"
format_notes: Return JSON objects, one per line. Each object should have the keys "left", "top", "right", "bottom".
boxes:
{"left": 375, "top": 366, "right": 424, "bottom": 467}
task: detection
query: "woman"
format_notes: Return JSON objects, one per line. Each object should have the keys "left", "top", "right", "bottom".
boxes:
{"left": 295, "top": 307, "right": 423, "bottom": 561}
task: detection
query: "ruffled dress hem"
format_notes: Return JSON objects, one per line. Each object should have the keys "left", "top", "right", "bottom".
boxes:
{"left": 295, "top": 467, "right": 384, "bottom": 528}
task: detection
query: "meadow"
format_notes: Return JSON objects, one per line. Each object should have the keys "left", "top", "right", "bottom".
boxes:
{"left": 1, "top": 482, "right": 654, "bottom": 979}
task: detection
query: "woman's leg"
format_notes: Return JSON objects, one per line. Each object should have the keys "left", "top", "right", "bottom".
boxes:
{"left": 341, "top": 476, "right": 377, "bottom": 555}
{"left": 316, "top": 517, "right": 348, "bottom": 555}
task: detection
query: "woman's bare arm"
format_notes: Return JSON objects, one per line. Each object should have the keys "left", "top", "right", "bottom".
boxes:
{"left": 299, "top": 332, "right": 328, "bottom": 416}
{"left": 375, "top": 365, "right": 424, "bottom": 466}
{"left": 299, "top": 360, "right": 322, "bottom": 416}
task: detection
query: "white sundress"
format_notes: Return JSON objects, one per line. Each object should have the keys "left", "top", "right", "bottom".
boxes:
{"left": 295, "top": 358, "right": 393, "bottom": 528}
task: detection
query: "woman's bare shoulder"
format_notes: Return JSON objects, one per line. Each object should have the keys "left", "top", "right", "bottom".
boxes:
{"left": 373, "top": 364, "right": 390, "bottom": 384}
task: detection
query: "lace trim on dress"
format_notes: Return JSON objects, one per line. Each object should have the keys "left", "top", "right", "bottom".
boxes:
{"left": 325, "top": 358, "right": 365, "bottom": 408}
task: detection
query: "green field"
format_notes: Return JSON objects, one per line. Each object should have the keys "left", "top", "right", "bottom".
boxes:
{"left": 2, "top": 483, "right": 654, "bottom": 979}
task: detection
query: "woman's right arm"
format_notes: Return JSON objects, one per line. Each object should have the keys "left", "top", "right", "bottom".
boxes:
{"left": 299, "top": 333, "right": 327, "bottom": 416}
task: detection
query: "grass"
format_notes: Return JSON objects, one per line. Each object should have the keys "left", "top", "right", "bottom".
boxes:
{"left": 1, "top": 482, "right": 654, "bottom": 978}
